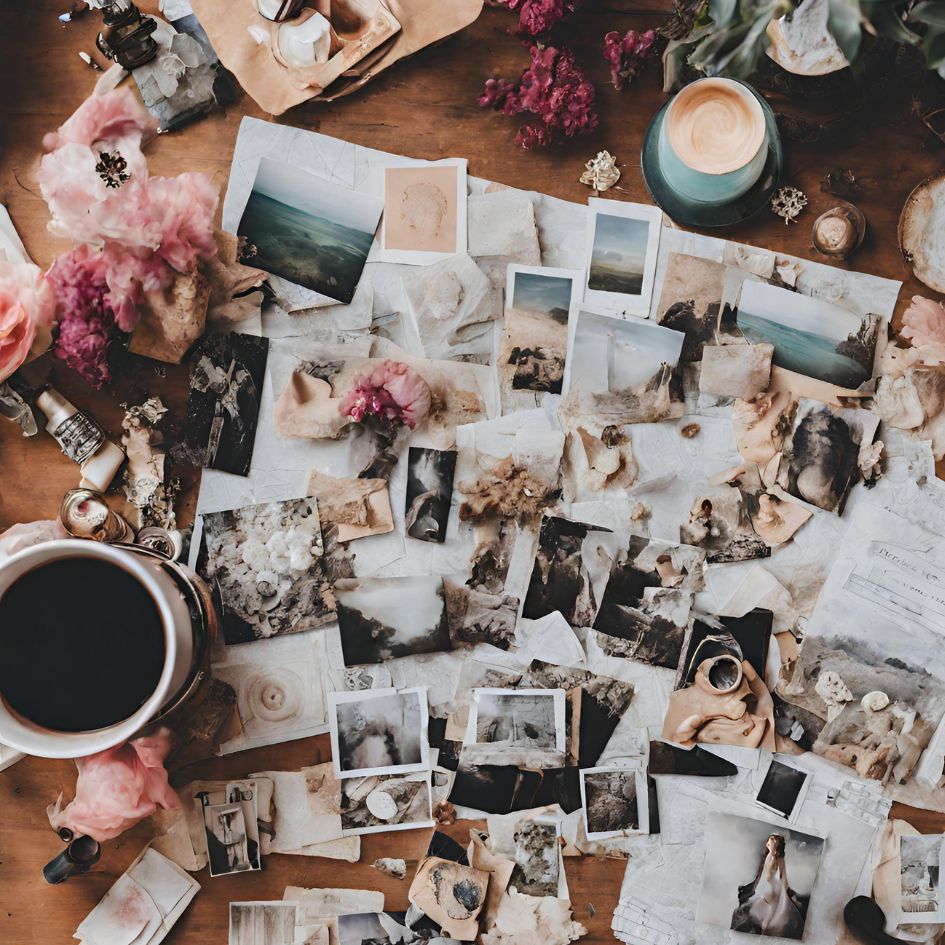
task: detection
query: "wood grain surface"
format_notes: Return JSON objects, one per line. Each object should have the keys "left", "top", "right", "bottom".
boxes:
{"left": 1, "top": 2, "right": 943, "bottom": 943}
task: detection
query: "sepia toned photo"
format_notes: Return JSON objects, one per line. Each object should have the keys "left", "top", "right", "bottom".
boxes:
{"left": 229, "top": 902, "right": 297, "bottom": 945}
{"left": 580, "top": 767, "right": 649, "bottom": 840}
{"left": 404, "top": 447, "right": 457, "bottom": 544}
{"left": 340, "top": 772, "right": 433, "bottom": 836}
{"left": 900, "top": 834, "right": 945, "bottom": 921}
{"left": 200, "top": 800, "right": 257, "bottom": 877}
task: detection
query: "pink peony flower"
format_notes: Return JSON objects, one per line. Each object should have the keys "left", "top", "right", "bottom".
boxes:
{"left": 339, "top": 359, "right": 432, "bottom": 430}
{"left": 42, "top": 86, "right": 157, "bottom": 152}
{"left": 900, "top": 295, "right": 945, "bottom": 348}
{"left": 603, "top": 28, "right": 659, "bottom": 90}
{"left": 147, "top": 173, "right": 219, "bottom": 273}
{"left": 492, "top": 0, "right": 578, "bottom": 37}
{"left": 479, "top": 44, "right": 598, "bottom": 149}
{"left": 49, "top": 729, "right": 179, "bottom": 842}
{"left": 0, "top": 260, "right": 56, "bottom": 383}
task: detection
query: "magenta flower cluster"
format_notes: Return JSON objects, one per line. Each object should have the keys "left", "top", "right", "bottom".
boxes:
{"left": 494, "top": 0, "right": 579, "bottom": 37}
{"left": 603, "top": 28, "right": 659, "bottom": 90}
{"left": 478, "top": 44, "right": 598, "bottom": 149}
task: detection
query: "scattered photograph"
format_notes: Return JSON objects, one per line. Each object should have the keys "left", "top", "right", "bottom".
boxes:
{"left": 656, "top": 253, "right": 739, "bottom": 361}
{"left": 329, "top": 687, "right": 429, "bottom": 779}
{"left": 198, "top": 497, "right": 335, "bottom": 645}
{"left": 680, "top": 483, "right": 770, "bottom": 564}
{"left": 899, "top": 834, "right": 945, "bottom": 921}
{"left": 201, "top": 802, "right": 254, "bottom": 877}
{"left": 404, "top": 447, "right": 457, "bottom": 544}
{"left": 697, "top": 813, "right": 825, "bottom": 940}
{"left": 675, "top": 610, "right": 772, "bottom": 691}
{"left": 510, "top": 817, "right": 561, "bottom": 897}
{"left": 465, "top": 688, "right": 566, "bottom": 768}
{"left": 380, "top": 158, "right": 466, "bottom": 264}
{"left": 592, "top": 535, "right": 705, "bottom": 669}
{"left": 340, "top": 772, "right": 434, "bottom": 836}
{"left": 755, "top": 757, "right": 810, "bottom": 821}
{"left": 583, "top": 198, "right": 662, "bottom": 316}
{"left": 171, "top": 331, "right": 269, "bottom": 477}
{"left": 338, "top": 912, "right": 391, "bottom": 945}
{"left": 237, "top": 157, "right": 383, "bottom": 303}
{"left": 334, "top": 575, "right": 451, "bottom": 665}
{"left": 501, "top": 266, "right": 582, "bottom": 396}
{"left": 229, "top": 902, "right": 298, "bottom": 945}
{"left": 522, "top": 514, "right": 614, "bottom": 627}
{"left": 735, "top": 280, "right": 879, "bottom": 391}
{"left": 776, "top": 400, "right": 880, "bottom": 513}
{"left": 580, "top": 767, "right": 649, "bottom": 840}
{"left": 443, "top": 578, "right": 519, "bottom": 651}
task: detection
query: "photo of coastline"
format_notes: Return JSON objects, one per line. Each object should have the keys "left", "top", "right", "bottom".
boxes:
{"left": 735, "top": 281, "right": 878, "bottom": 390}
{"left": 588, "top": 213, "right": 649, "bottom": 296}
{"left": 237, "top": 157, "right": 383, "bottom": 303}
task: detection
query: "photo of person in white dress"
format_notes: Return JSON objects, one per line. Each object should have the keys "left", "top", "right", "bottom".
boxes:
{"left": 732, "top": 834, "right": 807, "bottom": 938}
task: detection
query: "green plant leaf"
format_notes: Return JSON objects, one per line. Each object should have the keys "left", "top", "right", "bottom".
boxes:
{"left": 912, "top": 1, "right": 945, "bottom": 28}
{"left": 708, "top": 0, "right": 739, "bottom": 26}
{"left": 826, "top": 0, "right": 864, "bottom": 62}
{"left": 860, "top": 0, "right": 921, "bottom": 44}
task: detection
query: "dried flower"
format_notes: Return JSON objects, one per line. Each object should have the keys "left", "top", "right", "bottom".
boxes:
{"left": 580, "top": 150, "right": 620, "bottom": 191}
{"left": 0, "top": 261, "right": 57, "bottom": 383}
{"left": 901, "top": 296, "right": 945, "bottom": 348}
{"left": 339, "top": 359, "right": 432, "bottom": 430}
{"left": 478, "top": 44, "right": 598, "bottom": 149}
{"left": 492, "top": 0, "right": 579, "bottom": 37}
{"left": 603, "top": 28, "right": 658, "bottom": 90}
{"left": 770, "top": 186, "right": 808, "bottom": 224}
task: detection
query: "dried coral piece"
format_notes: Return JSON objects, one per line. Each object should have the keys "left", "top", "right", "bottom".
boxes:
{"left": 458, "top": 455, "right": 558, "bottom": 522}
{"left": 579, "top": 150, "right": 620, "bottom": 192}
{"left": 771, "top": 185, "right": 808, "bottom": 225}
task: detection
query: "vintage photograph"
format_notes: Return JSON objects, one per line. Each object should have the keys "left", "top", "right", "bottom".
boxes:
{"left": 776, "top": 400, "right": 880, "bottom": 513}
{"left": 404, "top": 447, "right": 457, "bottom": 544}
{"left": 229, "top": 902, "right": 297, "bottom": 945}
{"left": 510, "top": 817, "right": 561, "bottom": 897}
{"left": 201, "top": 801, "right": 257, "bottom": 877}
{"left": 171, "top": 331, "right": 269, "bottom": 477}
{"left": 334, "top": 575, "right": 452, "bottom": 664}
{"left": 735, "top": 281, "right": 879, "bottom": 391}
{"left": 580, "top": 767, "right": 649, "bottom": 840}
{"left": 697, "top": 813, "right": 825, "bottom": 940}
{"left": 329, "top": 687, "right": 429, "bottom": 779}
{"left": 583, "top": 198, "right": 661, "bottom": 315}
{"left": 502, "top": 266, "right": 581, "bottom": 395}
{"left": 900, "top": 834, "right": 945, "bottom": 920}
{"left": 338, "top": 912, "right": 391, "bottom": 945}
{"left": 237, "top": 157, "right": 383, "bottom": 303}
{"left": 755, "top": 757, "right": 810, "bottom": 820}
{"left": 380, "top": 159, "right": 466, "bottom": 264}
{"left": 198, "top": 497, "right": 335, "bottom": 645}
{"left": 680, "top": 483, "right": 771, "bottom": 564}
{"left": 340, "top": 772, "right": 433, "bottom": 836}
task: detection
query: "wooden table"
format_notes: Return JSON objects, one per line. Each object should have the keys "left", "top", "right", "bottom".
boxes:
{"left": 1, "top": 3, "right": 943, "bottom": 942}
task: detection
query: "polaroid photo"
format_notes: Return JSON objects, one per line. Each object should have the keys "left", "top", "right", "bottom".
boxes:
{"left": 198, "top": 496, "right": 334, "bottom": 645}
{"left": 582, "top": 198, "right": 662, "bottom": 316}
{"left": 200, "top": 802, "right": 255, "bottom": 877}
{"left": 735, "top": 280, "right": 880, "bottom": 393}
{"left": 463, "top": 687, "right": 566, "bottom": 768}
{"left": 378, "top": 158, "right": 467, "bottom": 265}
{"left": 500, "top": 265, "right": 583, "bottom": 398}
{"left": 229, "top": 902, "right": 298, "bottom": 945}
{"left": 696, "top": 813, "right": 825, "bottom": 941}
{"left": 898, "top": 834, "right": 945, "bottom": 923}
{"left": 755, "top": 757, "right": 811, "bottom": 821}
{"left": 579, "top": 766, "right": 649, "bottom": 840}
{"left": 236, "top": 157, "right": 382, "bottom": 304}
{"left": 328, "top": 687, "right": 430, "bottom": 779}
{"left": 338, "top": 913, "right": 391, "bottom": 945}
{"left": 170, "top": 331, "right": 269, "bottom": 478}
{"left": 509, "top": 816, "right": 562, "bottom": 898}
{"left": 340, "top": 771, "right": 434, "bottom": 836}
{"left": 404, "top": 447, "right": 457, "bottom": 544}
{"left": 334, "top": 574, "right": 451, "bottom": 665}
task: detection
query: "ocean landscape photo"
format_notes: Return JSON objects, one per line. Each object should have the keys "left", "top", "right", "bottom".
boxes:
{"left": 736, "top": 281, "right": 877, "bottom": 389}
{"left": 587, "top": 212, "right": 650, "bottom": 295}
{"left": 237, "top": 157, "right": 382, "bottom": 303}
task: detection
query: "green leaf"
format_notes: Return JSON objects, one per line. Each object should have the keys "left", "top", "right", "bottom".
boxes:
{"left": 923, "top": 25, "right": 945, "bottom": 67}
{"left": 826, "top": 0, "right": 864, "bottom": 62}
{"left": 860, "top": 0, "right": 921, "bottom": 44}
{"left": 708, "top": 0, "right": 739, "bottom": 26}
{"left": 911, "top": 1, "right": 945, "bottom": 28}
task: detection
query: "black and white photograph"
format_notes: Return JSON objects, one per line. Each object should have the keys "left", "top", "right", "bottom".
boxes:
{"left": 583, "top": 198, "right": 662, "bottom": 316}
{"left": 334, "top": 575, "right": 452, "bottom": 665}
{"left": 675, "top": 609, "right": 772, "bottom": 692}
{"left": 501, "top": 265, "right": 582, "bottom": 396}
{"left": 736, "top": 280, "right": 880, "bottom": 392}
{"left": 776, "top": 400, "right": 880, "bottom": 513}
{"left": 197, "top": 497, "right": 335, "bottom": 645}
{"left": 697, "top": 813, "right": 825, "bottom": 940}
{"left": 170, "top": 331, "right": 269, "bottom": 477}
{"left": 899, "top": 834, "right": 945, "bottom": 921}
{"left": 340, "top": 772, "right": 434, "bottom": 836}
{"left": 755, "top": 757, "right": 810, "bottom": 821}
{"left": 338, "top": 912, "right": 391, "bottom": 945}
{"left": 463, "top": 687, "right": 566, "bottom": 768}
{"left": 404, "top": 447, "right": 457, "bottom": 544}
{"left": 510, "top": 817, "right": 562, "bottom": 898}
{"left": 580, "top": 767, "right": 649, "bottom": 840}
{"left": 237, "top": 157, "right": 382, "bottom": 303}
{"left": 592, "top": 535, "right": 705, "bottom": 669}
{"left": 522, "top": 514, "right": 614, "bottom": 627}
{"left": 201, "top": 802, "right": 255, "bottom": 877}
{"left": 680, "top": 483, "right": 771, "bottom": 564}
{"left": 329, "top": 687, "right": 429, "bottom": 779}
{"left": 229, "top": 902, "right": 297, "bottom": 945}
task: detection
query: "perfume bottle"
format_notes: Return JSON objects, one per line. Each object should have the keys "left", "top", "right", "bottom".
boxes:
{"left": 36, "top": 388, "right": 125, "bottom": 493}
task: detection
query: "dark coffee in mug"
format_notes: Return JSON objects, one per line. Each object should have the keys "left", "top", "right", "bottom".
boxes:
{"left": 0, "top": 558, "right": 166, "bottom": 732}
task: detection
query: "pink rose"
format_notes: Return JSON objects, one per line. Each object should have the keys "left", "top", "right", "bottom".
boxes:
{"left": 0, "top": 260, "right": 56, "bottom": 382}
{"left": 340, "top": 359, "right": 432, "bottom": 430}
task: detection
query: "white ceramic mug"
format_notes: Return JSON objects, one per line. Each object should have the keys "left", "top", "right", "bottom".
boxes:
{"left": 0, "top": 540, "right": 196, "bottom": 758}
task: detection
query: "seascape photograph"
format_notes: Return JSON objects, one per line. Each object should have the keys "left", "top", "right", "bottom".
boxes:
{"left": 587, "top": 212, "right": 649, "bottom": 296}
{"left": 237, "top": 157, "right": 383, "bottom": 303}
{"left": 735, "top": 281, "right": 878, "bottom": 390}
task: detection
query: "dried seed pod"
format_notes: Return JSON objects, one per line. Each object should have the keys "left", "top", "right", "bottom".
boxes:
{"left": 811, "top": 204, "right": 866, "bottom": 259}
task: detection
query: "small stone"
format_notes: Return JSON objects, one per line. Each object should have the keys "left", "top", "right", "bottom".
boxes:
{"left": 861, "top": 691, "right": 890, "bottom": 712}
{"left": 680, "top": 423, "right": 701, "bottom": 439}
{"left": 373, "top": 857, "right": 407, "bottom": 880}
{"left": 433, "top": 800, "right": 457, "bottom": 825}
{"left": 365, "top": 787, "right": 399, "bottom": 820}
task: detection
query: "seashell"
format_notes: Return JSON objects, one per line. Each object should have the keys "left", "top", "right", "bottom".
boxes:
{"left": 861, "top": 691, "right": 890, "bottom": 712}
